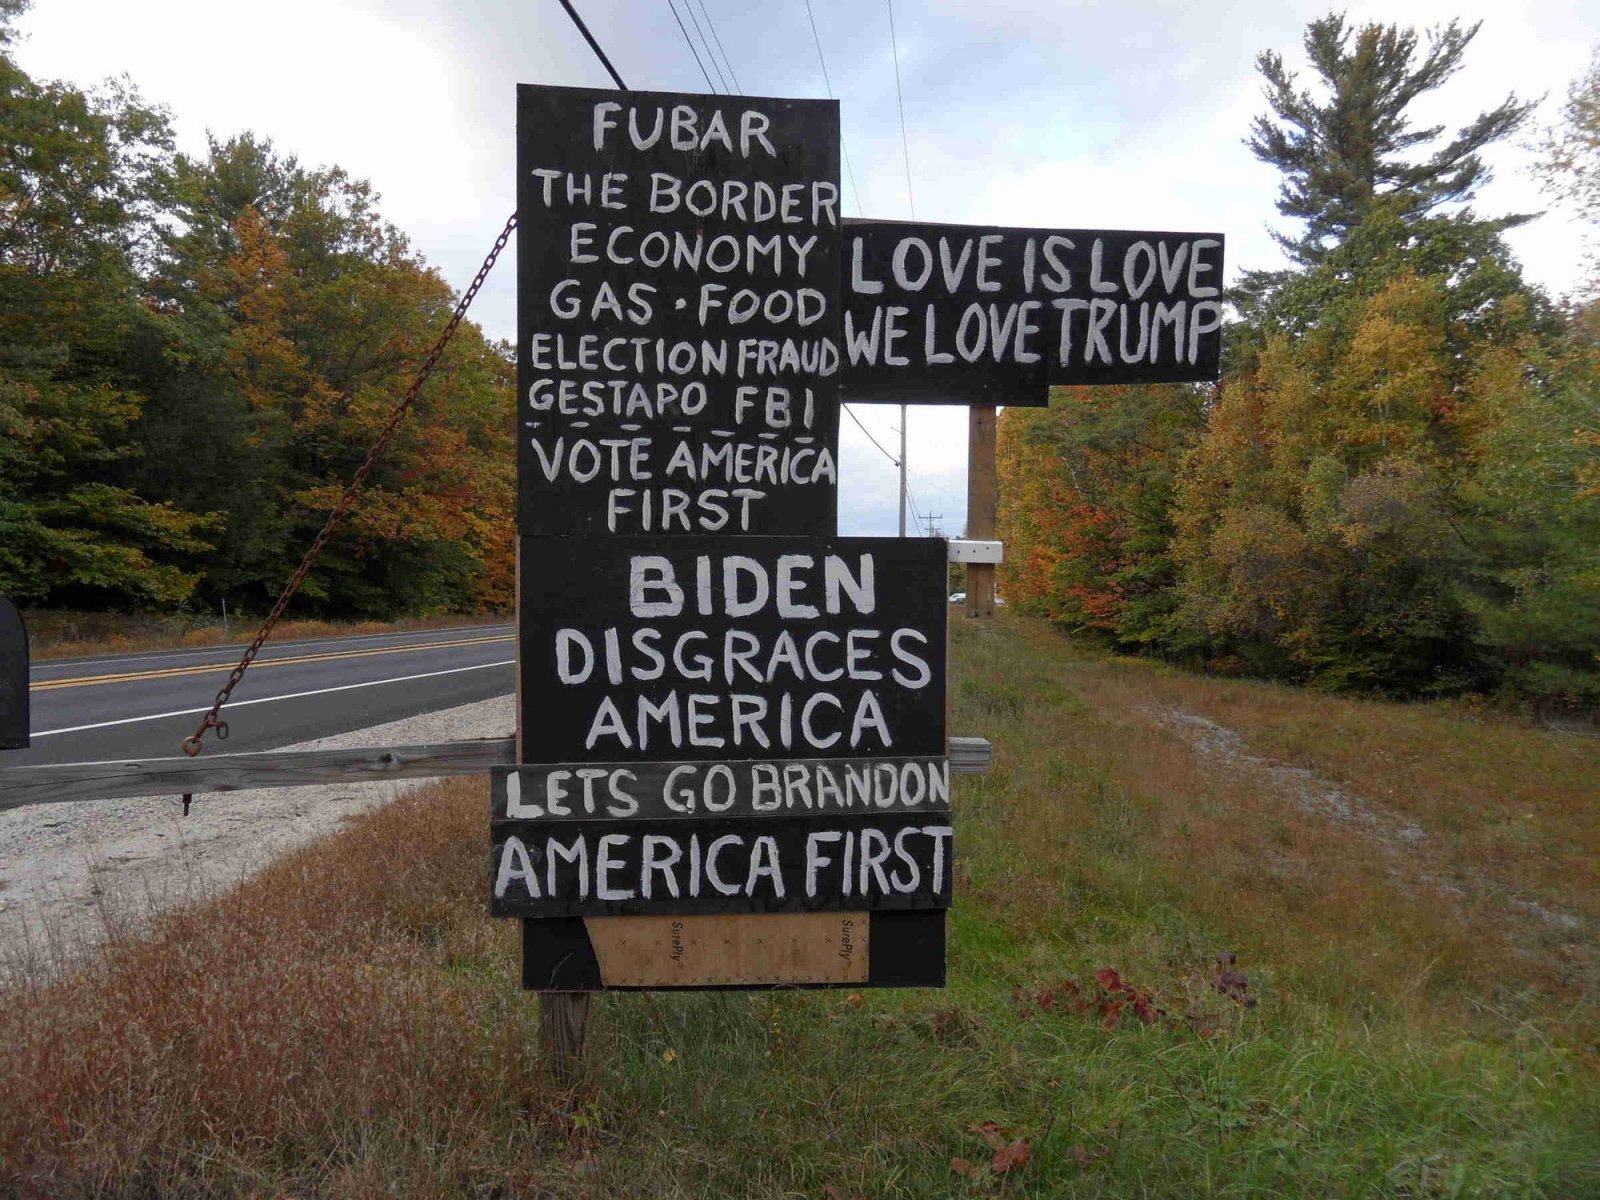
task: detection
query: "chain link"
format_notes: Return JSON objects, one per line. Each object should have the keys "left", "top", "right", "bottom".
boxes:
{"left": 181, "top": 211, "right": 517, "bottom": 759}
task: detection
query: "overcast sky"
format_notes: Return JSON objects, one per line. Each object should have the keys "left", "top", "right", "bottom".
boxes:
{"left": 14, "top": 0, "right": 1597, "bottom": 536}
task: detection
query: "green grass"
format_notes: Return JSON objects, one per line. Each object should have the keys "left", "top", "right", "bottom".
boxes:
{"left": 4, "top": 613, "right": 1596, "bottom": 1197}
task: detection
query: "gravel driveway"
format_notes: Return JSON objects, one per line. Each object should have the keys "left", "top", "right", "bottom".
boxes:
{"left": 0, "top": 695, "right": 512, "bottom": 976}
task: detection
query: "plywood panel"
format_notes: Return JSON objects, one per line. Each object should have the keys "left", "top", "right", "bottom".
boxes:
{"left": 588, "top": 911, "right": 870, "bottom": 986}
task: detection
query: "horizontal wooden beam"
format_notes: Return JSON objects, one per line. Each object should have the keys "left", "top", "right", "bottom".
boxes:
{"left": 0, "top": 738, "right": 515, "bottom": 810}
{"left": 0, "top": 736, "right": 992, "bottom": 810}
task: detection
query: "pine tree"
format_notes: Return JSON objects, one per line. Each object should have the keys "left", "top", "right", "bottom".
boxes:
{"left": 1247, "top": 14, "right": 1535, "bottom": 269}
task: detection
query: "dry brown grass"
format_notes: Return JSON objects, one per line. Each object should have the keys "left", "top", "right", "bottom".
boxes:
{"left": 0, "top": 778, "right": 556, "bottom": 1198}
{"left": 25, "top": 611, "right": 509, "bottom": 661}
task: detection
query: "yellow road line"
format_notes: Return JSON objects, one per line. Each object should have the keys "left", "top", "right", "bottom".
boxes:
{"left": 31, "top": 634, "right": 514, "bottom": 692}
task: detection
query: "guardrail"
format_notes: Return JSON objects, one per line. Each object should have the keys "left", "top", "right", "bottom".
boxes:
{"left": 0, "top": 737, "right": 993, "bottom": 810}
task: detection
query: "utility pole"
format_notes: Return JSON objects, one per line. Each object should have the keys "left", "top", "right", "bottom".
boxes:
{"left": 965, "top": 406, "right": 997, "bottom": 618}
{"left": 897, "top": 404, "right": 908, "bottom": 537}
{"left": 922, "top": 513, "right": 943, "bottom": 538}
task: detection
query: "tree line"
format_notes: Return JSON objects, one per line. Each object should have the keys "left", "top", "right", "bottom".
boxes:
{"left": 5, "top": 4, "right": 1598, "bottom": 705}
{"left": 999, "top": 16, "right": 1600, "bottom": 708}
{"left": 0, "top": 0, "right": 514, "bottom": 619}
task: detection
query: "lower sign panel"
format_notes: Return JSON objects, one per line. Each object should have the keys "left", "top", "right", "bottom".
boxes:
{"left": 492, "top": 813, "right": 954, "bottom": 918}
{"left": 523, "top": 911, "right": 946, "bottom": 989}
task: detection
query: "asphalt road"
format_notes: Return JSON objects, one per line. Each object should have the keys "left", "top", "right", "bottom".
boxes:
{"left": 0, "top": 623, "right": 515, "bottom": 767}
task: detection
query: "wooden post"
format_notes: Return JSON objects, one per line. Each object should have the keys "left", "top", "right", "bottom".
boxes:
{"left": 540, "top": 990, "right": 591, "bottom": 1086}
{"left": 520, "top": 539, "right": 590, "bottom": 1086}
{"left": 964, "top": 406, "right": 997, "bottom": 619}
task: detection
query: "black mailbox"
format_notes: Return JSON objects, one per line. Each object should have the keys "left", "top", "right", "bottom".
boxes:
{"left": 0, "top": 595, "right": 28, "bottom": 750}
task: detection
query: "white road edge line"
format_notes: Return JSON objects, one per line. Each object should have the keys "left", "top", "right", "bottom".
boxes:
{"left": 31, "top": 660, "right": 516, "bottom": 738}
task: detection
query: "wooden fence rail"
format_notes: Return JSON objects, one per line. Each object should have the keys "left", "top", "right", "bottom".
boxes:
{"left": 0, "top": 737, "right": 993, "bottom": 810}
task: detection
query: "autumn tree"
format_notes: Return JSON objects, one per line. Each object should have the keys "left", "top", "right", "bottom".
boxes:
{"left": 2, "top": 0, "right": 513, "bottom": 617}
{"left": 140, "top": 135, "right": 514, "bottom": 616}
{"left": 1535, "top": 49, "right": 1600, "bottom": 230}
{"left": 0, "top": 1, "right": 219, "bottom": 606}
{"left": 1176, "top": 16, "right": 1600, "bottom": 702}
{"left": 999, "top": 384, "right": 1207, "bottom": 654}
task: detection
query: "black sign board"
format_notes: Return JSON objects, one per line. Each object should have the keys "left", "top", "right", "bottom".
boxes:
{"left": 491, "top": 811, "right": 953, "bottom": 918}
{"left": 0, "top": 596, "right": 28, "bottom": 750}
{"left": 517, "top": 85, "right": 843, "bottom": 536}
{"left": 518, "top": 535, "right": 948, "bottom": 764}
{"left": 840, "top": 219, "right": 1226, "bottom": 406}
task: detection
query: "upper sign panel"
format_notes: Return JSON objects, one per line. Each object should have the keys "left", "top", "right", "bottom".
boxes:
{"left": 841, "top": 220, "right": 1226, "bottom": 406}
{"left": 517, "top": 85, "right": 842, "bottom": 536}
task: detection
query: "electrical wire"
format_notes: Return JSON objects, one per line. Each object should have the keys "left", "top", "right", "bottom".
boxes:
{"left": 843, "top": 404, "right": 900, "bottom": 468}
{"left": 886, "top": 0, "right": 915, "bottom": 218}
{"left": 556, "top": 0, "right": 629, "bottom": 88}
{"left": 664, "top": 0, "right": 719, "bottom": 91}
{"left": 554, "top": 0, "right": 905, "bottom": 526}
{"left": 693, "top": 0, "right": 743, "bottom": 93}
{"left": 801, "top": 0, "right": 866, "bottom": 217}
{"left": 681, "top": 0, "right": 729, "bottom": 92}
{"left": 905, "top": 486, "right": 924, "bottom": 533}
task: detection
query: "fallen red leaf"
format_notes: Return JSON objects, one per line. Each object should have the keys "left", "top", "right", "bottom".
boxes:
{"left": 968, "top": 1120, "right": 1006, "bottom": 1150}
{"left": 992, "top": 1138, "right": 1031, "bottom": 1175}
{"left": 950, "top": 1156, "right": 982, "bottom": 1178}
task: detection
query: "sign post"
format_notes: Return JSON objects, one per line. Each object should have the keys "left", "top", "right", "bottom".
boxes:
{"left": 964, "top": 407, "right": 998, "bottom": 619}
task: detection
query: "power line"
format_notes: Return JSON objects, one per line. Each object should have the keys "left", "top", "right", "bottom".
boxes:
{"left": 681, "top": 0, "right": 730, "bottom": 92}
{"left": 554, "top": 0, "right": 906, "bottom": 530}
{"left": 886, "top": 0, "right": 915, "bottom": 218}
{"left": 885, "top": 0, "right": 918, "bottom": 535}
{"left": 555, "top": 0, "right": 629, "bottom": 89}
{"left": 843, "top": 404, "right": 899, "bottom": 468}
{"left": 664, "top": 0, "right": 719, "bottom": 91}
{"left": 801, "top": 0, "right": 866, "bottom": 217}
{"left": 693, "top": 0, "right": 743, "bottom": 93}
{"left": 906, "top": 480, "right": 930, "bottom": 530}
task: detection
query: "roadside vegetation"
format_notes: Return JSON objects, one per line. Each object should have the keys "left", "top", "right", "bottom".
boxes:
{"left": 4, "top": 614, "right": 1595, "bottom": 1197}
{"left": 1000, "top": 21, "right": 1600, "bottom": 711}
{"left": 1, "top": 0, "right": 513, "bottom": 622}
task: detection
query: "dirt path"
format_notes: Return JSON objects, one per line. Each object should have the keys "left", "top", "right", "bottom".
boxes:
{"left": 0, "top": 695, "right": 512, "bottom": 976}
{"left": 1148, "top": 704, "right": 1592, "bottom": 997}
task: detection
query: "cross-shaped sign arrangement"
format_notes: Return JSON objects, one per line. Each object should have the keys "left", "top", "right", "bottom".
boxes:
{"left": 495, "top": 85, "right": 1223, "bottom": 992}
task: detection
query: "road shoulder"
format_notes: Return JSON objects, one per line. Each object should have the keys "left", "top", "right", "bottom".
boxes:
{"left": 0, "top": 694, "right": 512, "bottom": 975}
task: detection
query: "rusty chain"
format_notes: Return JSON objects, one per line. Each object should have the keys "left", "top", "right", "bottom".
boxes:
{"left": 180, "top": 211, "right": 517, "bottom": 760}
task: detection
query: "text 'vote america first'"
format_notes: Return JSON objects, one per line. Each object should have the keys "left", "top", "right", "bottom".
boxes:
{"left": 517, "top": 85, "right": 841, "bottom": 536}
{"left": 842, "top": 221, "right": 1227, "bottom": 404}
{"left": 490, "top": 814, "right": 953, "bottom": 918}
{"left": 518, "top": 536, "right": 948, "bottom": 765}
